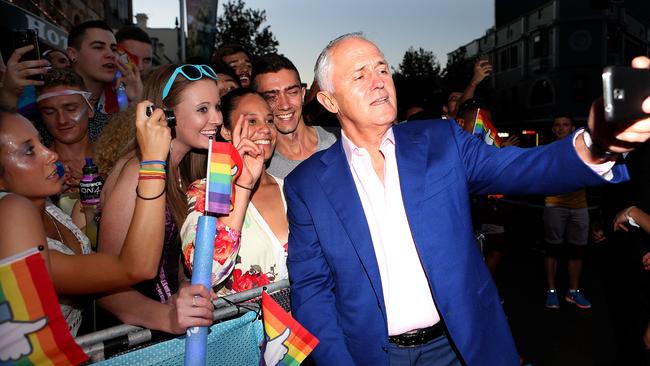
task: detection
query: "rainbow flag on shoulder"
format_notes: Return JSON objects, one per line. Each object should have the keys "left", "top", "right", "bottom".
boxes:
{"left": 472, "top": 108, "right": 502, "bottom": 148}
{"left": 0, "top": 248, "right": 88, "bottom": 366}
{"left": 261, "top": 291, "right": 318, "bottom": 366}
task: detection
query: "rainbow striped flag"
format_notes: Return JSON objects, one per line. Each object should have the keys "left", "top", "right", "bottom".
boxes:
{"left": 205, "top": 140, "right": 242, "bottom": 214}
{"left": 472, "top": 108, "right": 502, "bottom": 148}
{"left": 261, "top": 291, "right": 318, "bottom": 366}
{"left": 0, "top": 248, "right": 88, "bottom": 365}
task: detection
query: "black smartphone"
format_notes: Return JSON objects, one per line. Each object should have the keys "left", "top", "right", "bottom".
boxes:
{"left": 12, "top": 29, "right": 42, "bottom": 81}
{"left": 13, "top": 29, "right": 40, "bottom": 61}
{"left": 602, "top": 66, "right": 650, "bottom": 123}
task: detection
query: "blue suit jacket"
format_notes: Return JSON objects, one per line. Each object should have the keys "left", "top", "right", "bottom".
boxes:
{"left": 284, "top": 120, "right": 628, "bottom": 365}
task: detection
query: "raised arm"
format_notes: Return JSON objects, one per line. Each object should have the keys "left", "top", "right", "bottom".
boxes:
{"left": 0, "top": 46, "right": 49, "bottom": 108}
{"left": 453, "top": 58, "right": 493, "bottom": 116}
{"left": 51, "top": 102, "right": 170, "bottom": 294}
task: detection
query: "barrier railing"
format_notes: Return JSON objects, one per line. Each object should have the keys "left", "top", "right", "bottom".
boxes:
{"left": 76, "top": 279, "right": 290, "bottom": 363}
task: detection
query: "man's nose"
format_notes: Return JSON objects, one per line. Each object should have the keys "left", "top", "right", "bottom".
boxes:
{"left": 277, "top": 92, "right": 290, "bottom": 109}
{"left": 371, "top": 71, "right": 386, "bottom": 89}
{"left": 209, "top": 108, "right": 223, "bottom": 127}
{"left": 57, "top": 110, "right": 67, "bottom": 124}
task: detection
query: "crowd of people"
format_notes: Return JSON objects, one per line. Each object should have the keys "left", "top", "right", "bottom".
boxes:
{"left": 1, "top": 19, "right": 650, "bottom": 366}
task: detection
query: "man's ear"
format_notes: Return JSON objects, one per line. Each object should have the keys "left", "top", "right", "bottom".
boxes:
{"left": 66, "top": 47, "right": 77, "bottom": 63}
{"left": 316, "top": 91, "right": 339, "bottom": 114}
{"left": 220, "top": 126, "right": 232, "bottom": 141}
{"left": 87, "top": 103, "right": 95, "bottom": 119}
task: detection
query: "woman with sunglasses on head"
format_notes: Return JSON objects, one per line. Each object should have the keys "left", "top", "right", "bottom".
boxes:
{"left": 98, "top": 64, "right": 264, "bottom": 334}
{"left": 0, "top": 102, "right": 174, "bottom": 336}
{"left": 182, "top": 88, "right": 289, "bottom": 295}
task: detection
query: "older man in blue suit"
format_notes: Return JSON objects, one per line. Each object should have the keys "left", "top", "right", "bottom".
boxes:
{"left": 284, "top": 33, "right": 650, "bottom": 365}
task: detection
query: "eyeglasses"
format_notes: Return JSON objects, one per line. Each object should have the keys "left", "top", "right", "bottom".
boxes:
{"left": 162, "top": 64, "right": 218, "bottom": 100}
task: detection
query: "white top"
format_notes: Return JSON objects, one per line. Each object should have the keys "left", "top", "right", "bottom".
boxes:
{"left": 45, "top": 200, "right": 92, "bottom": 337}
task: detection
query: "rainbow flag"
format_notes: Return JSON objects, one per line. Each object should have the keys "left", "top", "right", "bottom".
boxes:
{"left": 261, "top": 291, "right": 318, "bottom": 366}
{"left": 0, "top": 248, "right": 88, "bottom": 365}
{"left": 205, "top": 140, "right": 242, "bottom": 214}
{"left": 472, "top": 108, "right": 502, "bottom": 148}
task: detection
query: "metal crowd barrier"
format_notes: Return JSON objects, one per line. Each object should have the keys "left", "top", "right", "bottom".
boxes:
{"left": 76, "top": 279, "right": 290, "bottom": 363}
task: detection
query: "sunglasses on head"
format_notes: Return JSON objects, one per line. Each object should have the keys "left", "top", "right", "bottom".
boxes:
{"left": 162, "top": 64, "right": 218, "bottom": 100}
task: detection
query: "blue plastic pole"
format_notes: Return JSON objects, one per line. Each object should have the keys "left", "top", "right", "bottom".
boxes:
{"left": 184, "top": 215, "right": 216, "bottom": 366}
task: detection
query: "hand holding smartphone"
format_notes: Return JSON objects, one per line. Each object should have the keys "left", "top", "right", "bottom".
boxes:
{"left": 602, "top": 66, "right": 650, "bottom": 123}
{"left": 12, "top": 30, "right": 39, "bottom": 61}
{"left": 11, "top": 29, "right": 43, "bottom": 82}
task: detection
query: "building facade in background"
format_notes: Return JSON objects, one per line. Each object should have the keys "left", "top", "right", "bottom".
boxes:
{"left": 8, "top": 0, "right": 131, "bottom": 31}
{"left": 448, "top": 0, "right": 650, "bottom": 128}
{"left": 135, "top": 13, "right": 182, "bottom": 65}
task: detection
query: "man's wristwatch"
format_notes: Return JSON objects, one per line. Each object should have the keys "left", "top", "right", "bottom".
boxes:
{"left": 582, "top": 128, "right": 617, "bottom": 160}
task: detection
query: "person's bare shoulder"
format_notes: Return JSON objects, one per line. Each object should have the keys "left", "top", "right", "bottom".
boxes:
{"left": 0, "top": 193, "right": 47, "bottom": 259}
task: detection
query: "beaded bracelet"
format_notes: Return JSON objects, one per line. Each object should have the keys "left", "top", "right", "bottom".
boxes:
{"left": 140, "top": 160, "right": 167, "bottom": 167}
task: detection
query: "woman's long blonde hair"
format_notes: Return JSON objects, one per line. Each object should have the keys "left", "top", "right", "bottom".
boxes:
{"left": 98, "top": 64, "right": 215, "bottom": 228}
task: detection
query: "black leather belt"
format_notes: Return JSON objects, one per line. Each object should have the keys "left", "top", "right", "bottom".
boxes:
{"left": 388, "top": 322, "right": 445, "bottom": 347}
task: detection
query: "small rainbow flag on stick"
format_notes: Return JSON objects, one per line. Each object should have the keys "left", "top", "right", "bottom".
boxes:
{"left": 472, "top": 108, "right": 502, "bottom": 148}
{"left": 205, "top": 139, "right": 242, "bottom": 214}
{"left": 0, "top": 248, "right": 88, "bottom": 365}
{"left": 261, "top": 291, "right": 319, "bottom": 366}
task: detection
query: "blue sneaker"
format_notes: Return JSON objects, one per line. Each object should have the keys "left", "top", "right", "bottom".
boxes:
{"left": 545, "top": 289, "right": 560, "bottom": 309}
{"left": 565, "top": 289, "right": 592, "bottom": 309}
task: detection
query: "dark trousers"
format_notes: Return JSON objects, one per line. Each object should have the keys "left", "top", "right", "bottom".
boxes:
{"left": 388, "top": 333, "right": 462, "bottom": 366}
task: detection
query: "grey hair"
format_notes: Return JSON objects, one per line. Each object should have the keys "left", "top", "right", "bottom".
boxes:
{"left": 314, "top": 32, "right": 368, "bottom": 93}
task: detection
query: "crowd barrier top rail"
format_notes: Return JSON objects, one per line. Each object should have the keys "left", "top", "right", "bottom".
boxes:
{"left": 75, "top": 279, "right": 290, "bottom": 362}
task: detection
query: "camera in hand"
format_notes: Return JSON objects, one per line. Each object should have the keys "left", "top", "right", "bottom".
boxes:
{"left": 145, "top": 105, "right": 176, "bottom": 128}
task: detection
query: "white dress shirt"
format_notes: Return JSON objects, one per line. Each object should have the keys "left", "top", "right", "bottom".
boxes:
{"left": 341, "top": 128, "right": 440, "bottom": 336}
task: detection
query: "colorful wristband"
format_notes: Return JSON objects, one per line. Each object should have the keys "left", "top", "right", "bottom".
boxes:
{"left": 140, "top": 160, "right": 167, "bottom": 166}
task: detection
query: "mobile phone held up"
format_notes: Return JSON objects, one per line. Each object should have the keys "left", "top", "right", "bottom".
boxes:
{"left": 12, "top": 29, "right": 42, "bottom": 81}
{"left": 602, "top": 66, "right": 650, "bottom": 123}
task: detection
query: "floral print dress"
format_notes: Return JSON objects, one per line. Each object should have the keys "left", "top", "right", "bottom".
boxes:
{"left": 181, "top": 180, "right": 241, "bottom": 288}
{"left": 181, "top": 176, "right": 288, "bottom": 296}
